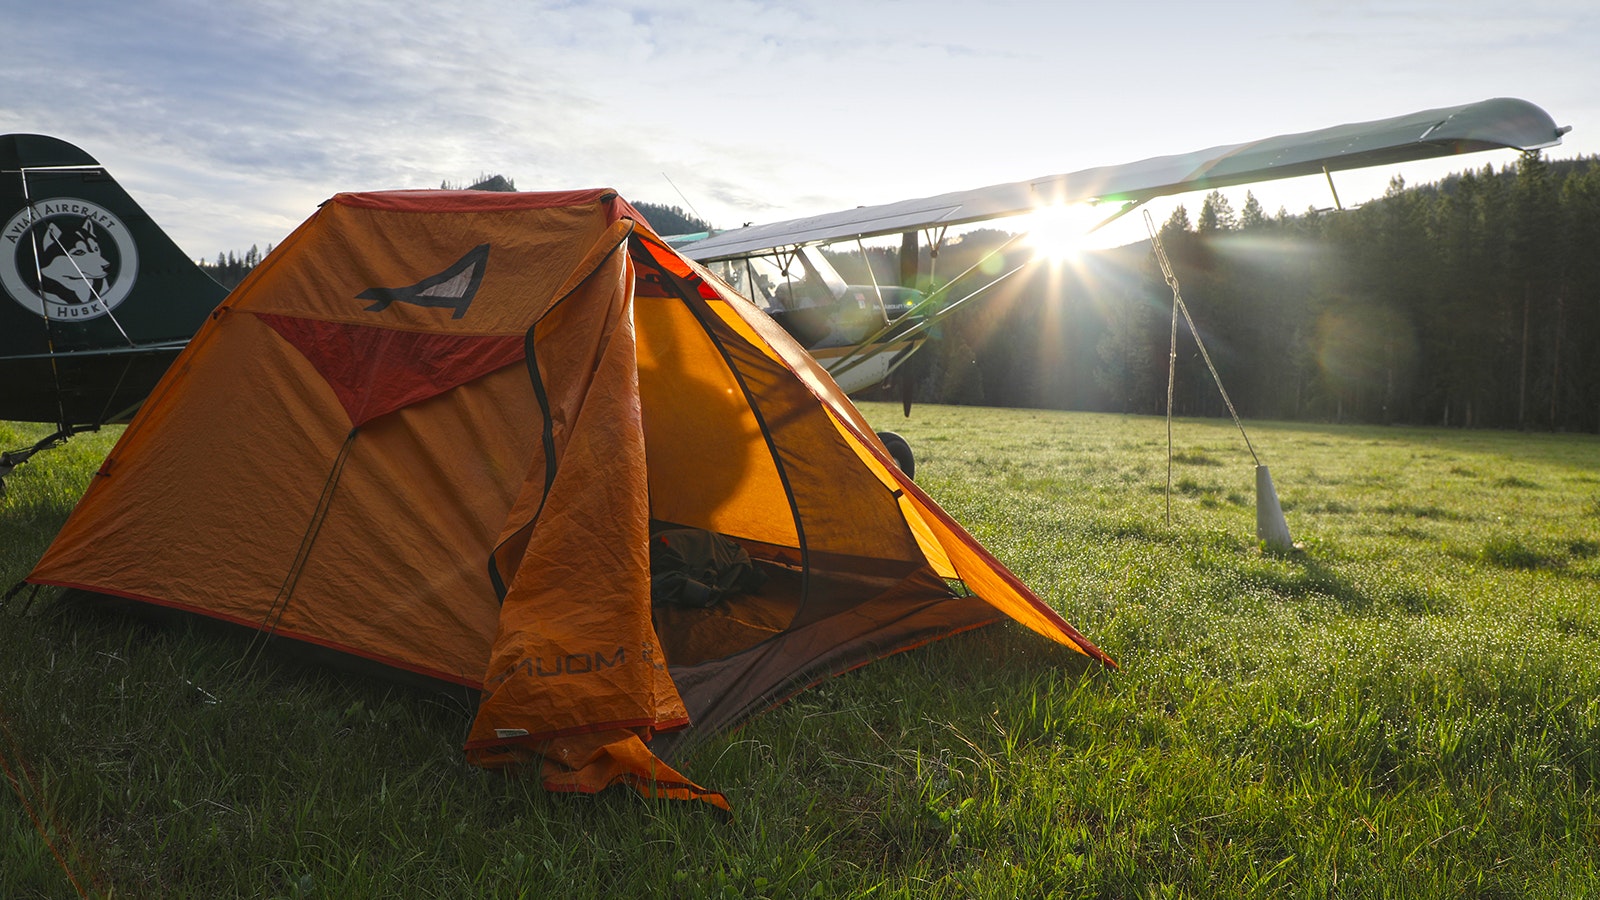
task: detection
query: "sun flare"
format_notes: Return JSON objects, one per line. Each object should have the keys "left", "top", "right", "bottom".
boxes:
{"left": 1022, "top": 202, "right": 1107, "bottom": 264}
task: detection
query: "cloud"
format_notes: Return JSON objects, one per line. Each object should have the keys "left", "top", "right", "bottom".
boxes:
{"left": 2, "top": 0, "right": 1591, "bottom": 256}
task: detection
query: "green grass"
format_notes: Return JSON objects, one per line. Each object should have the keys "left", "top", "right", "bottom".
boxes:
{"left": 3, "top": 408, "right": 1598, "bottom": 898}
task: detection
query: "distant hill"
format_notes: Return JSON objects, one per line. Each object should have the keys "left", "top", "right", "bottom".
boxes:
{"left": 631, "top": 202, "right": 713, "bottom": 236}
{"left": 436, "top": 176, "right": 711, "bottom": 234}
{"left": 439, "top": 173, "right": 713, "bottom": 235}
{"left": 438, "top": 173, "right": 517, "bottom": 191}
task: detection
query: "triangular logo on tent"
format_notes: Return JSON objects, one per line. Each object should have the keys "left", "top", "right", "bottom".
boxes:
{"left": 358, "top": 243, "right": 489, "bottom": 319}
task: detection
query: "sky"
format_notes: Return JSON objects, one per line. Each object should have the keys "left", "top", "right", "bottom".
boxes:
{"left": 3, "top": 0, "right": 1595, "bottom": 258}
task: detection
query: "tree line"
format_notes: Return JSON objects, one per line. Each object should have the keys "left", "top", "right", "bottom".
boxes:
{"left": 197, "top": 244, "right": 271, "bottom": 290}
{"left": 833, "top": 152, "right": 1600, "bottom": 432}
{"left": 194, "top": 156, "right": 1600, "bottom": 432}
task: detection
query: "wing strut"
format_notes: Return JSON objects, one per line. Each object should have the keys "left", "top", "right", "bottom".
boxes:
{"left": 1322, "top": 166, "right": 1345, "bottom": 212}
{"left": 829, "top": 200, "right": 1139, "bottom": 380}
{"left": 828, "top": 230, "right": 1031, "bottom": 380}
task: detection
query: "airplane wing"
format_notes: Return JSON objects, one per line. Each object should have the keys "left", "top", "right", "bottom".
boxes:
{"left": 678, "top": 97, "right": 1568, "bottom": 262}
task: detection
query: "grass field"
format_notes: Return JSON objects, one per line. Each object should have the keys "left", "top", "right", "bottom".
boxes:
{"left": 2, "top": 405, "right": 1598, "bottom": 898}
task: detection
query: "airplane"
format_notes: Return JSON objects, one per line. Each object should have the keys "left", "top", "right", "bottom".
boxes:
{"left": 668, "top": 98, "right": 1570, "bottom": 401}
{"left": 0, "top": 134, "right": 228, "bottom": 479}
{"left": 0, "top": 98, "right": 1569, "bottom": 482}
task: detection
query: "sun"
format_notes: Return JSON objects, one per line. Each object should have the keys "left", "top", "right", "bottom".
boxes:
{"left": 1021, "top": 202, "right": 1105, "bottom": 264}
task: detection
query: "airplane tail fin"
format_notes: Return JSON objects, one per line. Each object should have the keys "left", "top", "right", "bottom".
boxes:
{"left": 0, "top": 134, "right": 228, "bottom": 427}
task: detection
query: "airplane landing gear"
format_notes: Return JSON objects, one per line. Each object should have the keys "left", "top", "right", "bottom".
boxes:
{"left": 876, "top": 431, "right": 914, "bottom": 480}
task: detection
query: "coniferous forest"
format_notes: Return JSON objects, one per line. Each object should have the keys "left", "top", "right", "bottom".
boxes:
{"left": 197, "top": 243, "right": 270, "bottom": 290}
{"left": 833, "top": 152, "right": 1600, "bottom": 432}
{"left": 199, "top": 155, "right": 1600, "bottom": 431}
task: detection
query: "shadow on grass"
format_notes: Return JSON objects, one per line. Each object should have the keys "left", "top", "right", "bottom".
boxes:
{"left": 1242, "top": 555, "right": 1373, "bottom": 612}
{"left": 1460, "top": 535, "right": 1600, "bottom": 576}
{"left": 1227, "top": 549, "right": 1453, "bottom": 618}
{"left": 1378, "top": 501, "right": 1474, "bottom": 522}
{"left": 1083, "top": 518, "right": 1188, "bottom": 547}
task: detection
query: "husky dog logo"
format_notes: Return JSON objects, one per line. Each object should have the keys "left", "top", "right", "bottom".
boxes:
{"left": 0, "top": 199, "right": 139, "bottom": 321}
{"left": 358, "top": 243, "right": 489, "bottom": 319}
{"left": 39, "top": 220, "right": 110, "bottom": 303}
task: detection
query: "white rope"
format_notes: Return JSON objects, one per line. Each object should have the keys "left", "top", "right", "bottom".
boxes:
{"left": 1144, "top": 211, "right": 1263, "bottom": 524}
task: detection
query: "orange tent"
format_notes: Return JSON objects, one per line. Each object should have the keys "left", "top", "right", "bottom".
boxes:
{"left": 28, "top": 189, "right": 1112, "bottom": 809}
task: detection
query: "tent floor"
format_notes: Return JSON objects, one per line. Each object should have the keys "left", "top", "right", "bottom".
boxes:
{"left": 652, "top": 562, "right": 915, "bottom": 668}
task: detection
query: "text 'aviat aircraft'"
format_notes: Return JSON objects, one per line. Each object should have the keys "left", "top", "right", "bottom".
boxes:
{"left": 0, "top": 98, "right": 1569, "bottom": 481}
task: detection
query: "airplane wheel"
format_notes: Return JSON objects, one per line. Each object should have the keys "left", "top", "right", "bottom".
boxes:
{"left": 876, "top": 431, "right": 915, "bottom": 480}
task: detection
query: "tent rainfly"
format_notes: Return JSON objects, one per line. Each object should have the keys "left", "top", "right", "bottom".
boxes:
{"left": 27, "top": 189, "right": 1113, "bottom": 809}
